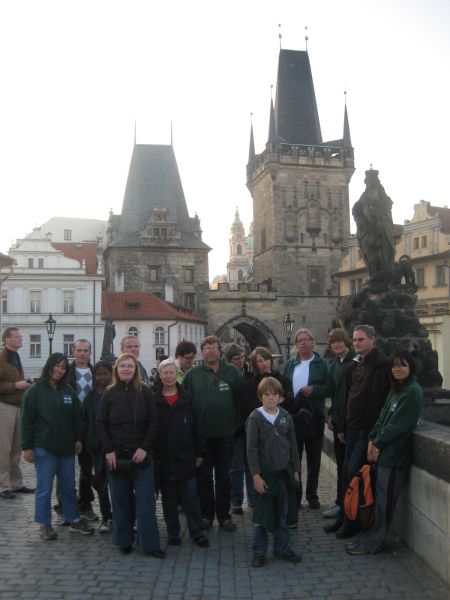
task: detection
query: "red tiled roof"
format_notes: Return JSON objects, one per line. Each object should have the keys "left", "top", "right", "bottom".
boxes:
{"left": 53, "top": 242, "right": 98, "bottom": 274}
{"left": 102, "top": 292, "right": 205, "bottom": 322}
{"left": 427, "top": 205, "right": 450, "bottom": 234}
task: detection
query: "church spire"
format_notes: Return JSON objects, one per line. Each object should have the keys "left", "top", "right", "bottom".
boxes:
{"left": 267, "top": 90, "right": 277, "bottom": 143}
{"left": 343, "top": 93, "right": 352, "bottom": 148}
{"left": 248, "top": 114, "right": 255, "bottom": 164}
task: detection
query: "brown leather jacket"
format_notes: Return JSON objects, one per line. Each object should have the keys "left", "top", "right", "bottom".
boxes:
{"left": 0, "top": 348, "right": 25, "bottom": 407}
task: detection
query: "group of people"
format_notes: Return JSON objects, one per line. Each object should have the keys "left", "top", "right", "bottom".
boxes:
{"left": 0, "top": 323, "right": 422, "bottom": 566}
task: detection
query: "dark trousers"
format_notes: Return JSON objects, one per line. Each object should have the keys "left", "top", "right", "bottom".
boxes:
{"left": 196, "top": 437, "right": 233, "bottom": 523}
{"left": 333, "top": 429, "right": 346, "bottom": 506}
{"left": 91, "top": 451, "right": 112, "bottom": 522}
{"left": 296, "top": 429, "right": 324, "bottom": 503}
{"left": 160, "top": 476, "right": 204, "bottom": 538}
{"left": 340, "top": 427, "right": 369, "bottom": 528}
{"left": 77, "top": 447, "right": 94, "bottom": 511}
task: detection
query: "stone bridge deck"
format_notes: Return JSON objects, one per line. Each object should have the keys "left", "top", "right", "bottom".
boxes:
{"left": 1, "top": 459, "right": 448, "bottom": 600}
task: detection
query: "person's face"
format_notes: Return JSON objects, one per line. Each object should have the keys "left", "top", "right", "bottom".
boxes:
{"left": 352, "top": 330, "right": 375, "bottom": 357}
{"left": 122, "top": 338, "right": 140, "bottom": 358}
{"left": 178, "top": 352, "right": 195, "bottom": 372}
{"left": 296, "top": 333, "right": 314, "bottom": 358}
{"left": 260, "top": 389, "right": 280, "bottom": 412}
{"left": 330, "top": 339, "right": 348, "bottom": 358}
{"left": 230, "top": 353, "right": 245, "bottom": 370}
{"left": 116, "top": 358, "right": 136, "bottom": 383}
{"left": 255, "top": 354, "right": 272, "bottom": 373}
{"left": 391, "top": 359, "right": 410, "bottom": 382}
{"left": 50, "top": 360, "right": 67, "bottom": 383}
{"left": 4, "top": 330, "right": 23, "bottom": 351}
{"left": 74, "top": 342, "right": 91, "bottom": 367}
{"left": 202, "top": 343, "right": 220, "bottom": 366}
{"left": 160, "top": 365, "right": 177, "bottom": 388}
{"left": 95, "top": 366, "right": 112, "bottom": 389}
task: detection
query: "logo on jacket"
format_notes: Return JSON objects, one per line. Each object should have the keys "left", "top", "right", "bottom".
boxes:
{"left": 63, "top": 395, "right": 72, "bottom": 405}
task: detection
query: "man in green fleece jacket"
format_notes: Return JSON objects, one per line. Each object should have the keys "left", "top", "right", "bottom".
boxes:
{"left": 183, "top": 335, "right": 244, "bottom": 532}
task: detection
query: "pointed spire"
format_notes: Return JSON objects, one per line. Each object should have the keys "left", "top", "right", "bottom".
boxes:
{"left": 248, "top": 113, "right": 255, "bottom": 164}
{"left": 278, "top": 24, "right": 282, "bottom": 50}
{"left": 343, "top": 92, "right": 352, "bottom": 148}
{"left": 267, "top": 87, "right": 278, "bottom": 143}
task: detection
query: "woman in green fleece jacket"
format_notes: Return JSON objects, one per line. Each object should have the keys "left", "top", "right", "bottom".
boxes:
{"left": 21, "top": 353, "right": 93, "bottom": 540}
{"left": 346, "top": 349, "right": 423, "bottom": 555}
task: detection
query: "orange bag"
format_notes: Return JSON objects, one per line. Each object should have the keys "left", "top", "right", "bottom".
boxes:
{"left": 343, "top": 464, "right": 376, "bottom": 530}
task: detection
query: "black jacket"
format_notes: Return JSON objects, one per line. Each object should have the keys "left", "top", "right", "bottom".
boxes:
{"left": 153, "top": 383, "right": 206, "bottom": 482}
{"left": 241, "top": 370, "right": 294, "bottom": 425}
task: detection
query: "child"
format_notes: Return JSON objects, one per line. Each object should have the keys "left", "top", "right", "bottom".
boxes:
{"left": 83, "top": 361, "right": 113, "bottom": 533}
{"left": 246, "top": 376, "right": 301, "bottom": 567}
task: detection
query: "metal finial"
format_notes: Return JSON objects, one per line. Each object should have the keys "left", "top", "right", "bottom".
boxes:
{"left": 250, "top": 112, "right": 253, "bottom": 125}
{"left": 278, "top": 24, "right": 282, "bottom": 49}
{"left": 305, "top": 26, "right": 309, "bottom": 51}
{"left": 344, "top": 90, "right": 347, "bottom": 106}
{"left": 370, "top": 163, "right": 373, "bottom": 170}
{"left": 270, "top": 84, "right": 274, "bottom": 100}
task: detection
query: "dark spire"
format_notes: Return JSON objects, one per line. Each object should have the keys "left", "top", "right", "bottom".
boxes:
{"left": 267, "top": 93, "right": 278, "bottom": 143}
{"left": 248, "top": 114, "right": 255, "bottom": 164}
{"left": 274, "top": 49, "right": 322, "bottom": 145}
{"left": 343, "top": 93, "right": 352, "bottom": 148}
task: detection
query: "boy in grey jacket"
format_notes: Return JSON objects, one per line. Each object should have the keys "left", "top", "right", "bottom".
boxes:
{"left": 246, "top": 377, "right": 301, "bottom": 567}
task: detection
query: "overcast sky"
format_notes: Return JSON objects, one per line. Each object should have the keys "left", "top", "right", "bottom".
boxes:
{"left": 1, "top": 0, "right": 449, "bottom": 278}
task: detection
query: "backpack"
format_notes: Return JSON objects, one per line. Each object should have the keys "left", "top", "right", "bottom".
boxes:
{"left": 343, "top": 464, "right": 376, "bottom": 530}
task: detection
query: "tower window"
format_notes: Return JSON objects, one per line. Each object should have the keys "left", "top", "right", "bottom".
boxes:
{"left": 237, "top": 244, "right": 242, "bottom": 256}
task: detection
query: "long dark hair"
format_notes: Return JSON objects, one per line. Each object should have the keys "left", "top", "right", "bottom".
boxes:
{"left": 41, "top": 353, "right": 69, "bottom": 387}
{"left": 389, "top": 349, "right": 416, "bottom": 388}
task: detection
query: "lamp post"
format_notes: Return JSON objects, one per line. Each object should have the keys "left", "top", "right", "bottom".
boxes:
{"left": 282, "top": 312, "right": 295, "bottom": 362}
{"left": 45, "top": 313, "right": 56, "bottom": 356}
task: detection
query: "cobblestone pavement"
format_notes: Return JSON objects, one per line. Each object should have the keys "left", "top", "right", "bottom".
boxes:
{"left": 1, "top": 459, "right": 448, "bottom": 600}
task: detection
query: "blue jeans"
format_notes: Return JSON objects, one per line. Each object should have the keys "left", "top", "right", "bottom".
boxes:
{"left": 252, "top": 477, "right": 291, "bottom": 557}
{"left": 160, "top": 476, "right": 204, "bottom": 538}
{"left": 230, "top": 432, "right": 256, "bottom": 506}
{"left": 107, "top": 458, "right": 160, "bottom": 552}
{"left": 34, "top": 447, "right": 79, "bottom": 525}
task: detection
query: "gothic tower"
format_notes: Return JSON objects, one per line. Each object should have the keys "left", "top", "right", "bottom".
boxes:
{"left": 227, "top": 208, "right": 252, "bottom": 283}
{"left": 247, "top": 49, "right": 355, "bottom": 300}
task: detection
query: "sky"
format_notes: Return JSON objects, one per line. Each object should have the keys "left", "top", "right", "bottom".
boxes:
{"left": 1, "top": 0, "right": 449, "bottom": 279}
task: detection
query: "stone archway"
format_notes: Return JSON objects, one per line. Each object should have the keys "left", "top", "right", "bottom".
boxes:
{"left": 215, "top": 314, "right": 283, "bottom": 356}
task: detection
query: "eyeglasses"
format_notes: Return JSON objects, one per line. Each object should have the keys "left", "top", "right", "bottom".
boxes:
{"left": 296, "top": 337, "right": 313, "bottom": 343}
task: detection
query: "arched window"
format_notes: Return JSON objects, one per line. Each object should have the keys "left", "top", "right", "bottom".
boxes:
{"left": 238, "top": 269, "right": 244, "bottom": 281}
{"left": 155, "top": 326, "right": 165, "bottom": 345}
{"left": 128, "top": 326, "right": 138, "bottom": 337}
{"left": 237, "top": 244, "right": 242, "bottom": 256}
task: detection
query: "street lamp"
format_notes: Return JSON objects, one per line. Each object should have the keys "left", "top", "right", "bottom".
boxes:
{"left": 282, "top": 312, "right": 295, "bottom": 362}
{"left": 45, "top": 313, "right": 56, "bottom": 356}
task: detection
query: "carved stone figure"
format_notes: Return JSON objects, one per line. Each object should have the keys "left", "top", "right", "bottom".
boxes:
{"left": 101, "top": 315, "right": 116, "bottom": 362}
{"left": 393, "top": 255, "right": 416, "bottom": 288}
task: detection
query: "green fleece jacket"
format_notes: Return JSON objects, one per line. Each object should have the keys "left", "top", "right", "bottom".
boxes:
{"left": 283, "top": 352, "right": 332, "bottom": 421}
{"left": 21, "top": 379, "right": 84, "bottom": 456}
{"left": 329, "top": 349, "right": 355, "bottom": 428}
{"left": 183, "top": 360, "right": 244, "bottom": 439}
{"left": 369, "top": 378, "right": 423, "bottom": 467}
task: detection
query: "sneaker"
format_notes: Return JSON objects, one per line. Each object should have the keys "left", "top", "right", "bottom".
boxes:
{"left": 0, "top": 490, "right": 16, "bottom": 500}
{"left": 99, "top": 519, "right": 112, "bottom": 534}
{"left": 231, "top": 502, "right": 243, "bottom": 515}
{"left": 39, "top": 524, "right": 57, "bottom": 540}
{"left": 55, "top": 513, "right": 69, "bottom": 526}
{"left": 69, "top": 518, "right": 94, "bottom": 535}
{"left": 308, "top": 498, "right": 321, "bottom": 509}
{"left": 193, "top": 535, "right": 210, "bottom": 548}
{"left": 219, "top": 519, "right": 236, "bottom": 532}
{"left": 276, "top": 550, "right": 302, "bottom": 563}
{"left": 81, "top": 509, "right": 99, "bottom": 522}
{"left": 323, "top": 504, "right": 340, "bottom": 519}
{"left": 251, "top": 555, "right": 265, "bottom": 567}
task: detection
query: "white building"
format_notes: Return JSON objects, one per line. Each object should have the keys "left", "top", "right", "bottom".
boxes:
{"left": 1, "top": 227, "right": 104, "bottom": 377}
{"left": 40, "top": 216, "right": 108, "bottom": 246}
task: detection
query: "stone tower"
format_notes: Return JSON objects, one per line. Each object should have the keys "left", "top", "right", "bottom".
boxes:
{"left": 227, "top": 209, "right": 252, "bottom": 283}
{"left": 104, "top": 143, "right": 210, "bottom": 319}
{"left": 247, "top": 49, "right": 355, "bottom": 302}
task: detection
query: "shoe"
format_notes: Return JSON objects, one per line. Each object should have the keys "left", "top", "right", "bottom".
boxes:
{"left": 193, "top": 535, "right": 210, "bottom": 548}
{"left": 324, "top": 520, "right": 343, "bottom": 534}
{"left": 201, "top": 518, "right": 213, "bottom": 530}
{"left": 0, "top": 490, "right": 16, "bottom": 499}
{"left": 168, "top": 536, "right": 181, "bottom": 546}
{"left": 99, "top": 519, "right": 112, "bottom": 534}
{"left": 287, "top": 523, "right": 298, "bottom": 529}
{"left": 276, "top": 550, "right": 302, "bottom": 564}
{"left": 81, "top": 509, "right": 99, "bottom": 522}
{"left": 69, "top": 518, "right": 94, "bottom": 535}
{"left": 251, "top": 555, "right": 265, "bottom": 567}
{"left": 308, "top": 498, "right": 321, "bottom": 509}
{"left": 336, "top": 525, "right": 357, "bottom": 539}
{"left": 346, "top": 545, "right": 369, "bottom": 555}
{"left": 323, "top": 504, "right": 340, "bottom": 519}
{"left": 14, "top": 486, "right": 35, "bottom": 494}
{"left": 39, "top": 524, "right": 57, "bottom": 540}
{"left": 219, "top": 519, "right": 236, "bottom": 532}
{"left": 55, "top": 513, "right": 69, "bottom": 526}
{"left": 146, "top": 549, "right": 165, "bottom": 559}
{"left": 120, "top": 545, "right": 132, "bottom": 555}
{"left": 231, "top": 503, "right": 243, "bottom": 515}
